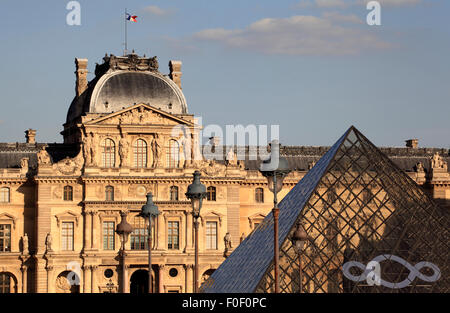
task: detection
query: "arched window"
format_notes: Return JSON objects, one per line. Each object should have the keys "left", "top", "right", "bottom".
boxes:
{"left": 255, "top": 188, "right": 264, "bottom": 203}
{"left": 101, "top": 139, "right": 115, "bottom": 168}
{"left": 0, "top": 188, "right": 10, "bottom": 203}
{"left": 170, "top": 186, "right": 179, "bottom": 201}
{"left": 63, "top": 186, "right": 73, "bottom": 201}
{"left": 166, "top": 140, "right": 180, "bottom": 168}
{"left": 207, "top": 186, "right": 216, "bottom": 201}
{"left": 0, "top": 273, "right": 12, "bottom": 293}
{"left": 105, "top": 186, "right": 114, "bottom": 201}
{"left": 133, "top": 139, "right": 147, "bottom": 168}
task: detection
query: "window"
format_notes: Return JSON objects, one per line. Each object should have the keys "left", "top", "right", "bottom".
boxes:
{"left": 0, "top": 224, "right": 11, "bottom": 252}
{"left": 206, "top": 222, "right": 217, "bottom": 250}
{"left": 130, "top": 217, "right": 155, "bottom": 250}
{"left": 103, "top": 221, "right": 115, "bottom": 250}
{"left": 63, "top": 186, "right": 73, "bottom": 201}
{"left": 0, "top": 273, "right": 11, "bottom": 293}
{"left": 170, "top": 186, "right": 179, "bottom": 201}
{"left": 167, "top": 221, "right": 179, "bottom": 250}
{"left": 102, "top": 139, "right": 116, "bottom": 168}
{"left": 61, "top": 222, "right": 74, "bottom": 251}
{"left": 255, "top": 188, "right": 264, "bottom": 203}
{"left": 133, "top": 139, "right": 147, "bottom": 168}
{"left": 105, "top": 186, "right": 114, "bottom": 201}
{"left": 0, "top": 188, "right": 10, "bottom": 203}
{"left": 207, "top": 187, "right": 216, "bottom": 201}
{"left": 166, "top": 140, "right": 180, "bottom": 168}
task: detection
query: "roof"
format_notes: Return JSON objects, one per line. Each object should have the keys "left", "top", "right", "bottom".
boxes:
{"left": 66, "top": 54, "right": 187, "bottom": 123}
{"left": 0, "top": 143, "right": 79, "bottom": 169}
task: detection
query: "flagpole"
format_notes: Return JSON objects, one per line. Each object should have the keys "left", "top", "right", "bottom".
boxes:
{"left": 124, "top": 8, "right": 128, "bottom": 55}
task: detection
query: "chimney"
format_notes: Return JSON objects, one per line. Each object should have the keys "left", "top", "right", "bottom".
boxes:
{"left": 405, "top": 139, "right": 418, "bottom": 148}
{"left": 75, "top": 58, "right": 88, "bottom": 97}
{"left": 25, "top": 129, "right": 36, "bottom": 144}
{"left": 169, "top": 60, "right": 182, "bottom": 89}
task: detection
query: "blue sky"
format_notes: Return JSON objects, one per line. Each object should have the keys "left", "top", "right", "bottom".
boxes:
{"left": 0, "top": 0, "right": 449, "bottom": 148}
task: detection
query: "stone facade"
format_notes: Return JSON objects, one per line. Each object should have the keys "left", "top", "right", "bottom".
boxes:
{"left": 0, "top": 53, "right": 449, "bottom": 293}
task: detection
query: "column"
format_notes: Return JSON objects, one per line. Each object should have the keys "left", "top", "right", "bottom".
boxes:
{"left": 158, "top": 265, "right": 165, "bottom": 293}
{"left": 46, "top": 266, "right": 53, "bottom": 293}
{"left": 92, "top": 212, "right": 99, "bottom": 250}
{"left": 21, "top": 266, "right": 27, "bottom": 293}
{"left": 84, "top": 210, "right": 91, "bottom": 250}
{"left": 124, "top": 265, "right": 130, "bottom": 293}
{"left": 90, "top": 212, "right": 95, "bottom": 249}
{"left": 82, "top": 265, "right": 88, "bottom": 293}
{"left": 91, "top": 265, "right": 98, "bottom": 293}
{"left": 185, "top": 212, "right": 193, "bottom": 251}
{"left": 185, "top": 264, "right": 193, "bottom": 293}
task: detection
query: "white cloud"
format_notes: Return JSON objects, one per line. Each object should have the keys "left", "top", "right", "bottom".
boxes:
{"left": 194, "top": 15, "right": 390, "bottom": 56}
{"left": 358, "top": 0, "right": 422, "bottom": 7}
{"left": 322, "top": 12, "right": 363, "bottom": 24}
{"left": 143, "top": 5, "right": 172, "bottom": 16}
{"left": 315, "top": 0, "right": 348, "bottom": 8}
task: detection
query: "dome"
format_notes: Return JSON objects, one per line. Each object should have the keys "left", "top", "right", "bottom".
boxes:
{"left": 66, "top": 54, "right": 187, "bottom": 123}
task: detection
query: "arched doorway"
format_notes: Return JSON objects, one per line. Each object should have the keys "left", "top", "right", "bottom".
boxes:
{"left": 0, "top": 272, "right": 17, "bottom": 293}
{"left": 130, "top": 270, "right": 149, "bottom": 294}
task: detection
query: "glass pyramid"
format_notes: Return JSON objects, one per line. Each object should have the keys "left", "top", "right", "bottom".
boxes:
{"left": 200, "top": 126, "right": 449, "bottom": 293}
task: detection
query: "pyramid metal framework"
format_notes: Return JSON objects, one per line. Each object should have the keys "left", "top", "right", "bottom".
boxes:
{"left": 200, "top": 126, "right": 449, "bottom": 293}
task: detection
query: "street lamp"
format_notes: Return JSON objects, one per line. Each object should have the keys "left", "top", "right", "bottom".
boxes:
{"left": 139, "top": 192, "right": 160, "bottom": 293}
{"left": 259, "top": 140, "right": 291, "bottom": 293}
{"left": 185, "top": 170, "right": 207, "bottom": 293}
{"left": 290, "top": 221, "right": 309, "bottom": 293}
{"left": 115, "top": 210, "right": 133, "bottom": 293}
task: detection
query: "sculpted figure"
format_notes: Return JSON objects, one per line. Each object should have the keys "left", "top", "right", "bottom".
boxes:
{"left": 118, "top": 137, "right": 129, "bottom": 167}
{"left": 224, "top": 232, "right": 232, "bottom": 251}
{"left": 37, "top": 147, "right": 51, "bottom": 165}
{"left": 45, "top": 233, "right": 53, "bottom": 252}
{"left": 22, "top": 233, "right": 29, "bottom": 255}
{"left": 21, "top": 157, "right": 29, "bottom": 169}
{"left": 226, "top": 148, "right": 238, "bottom": 166}
{"left": 151, "top": 134, "right": 162, "bottom": 167}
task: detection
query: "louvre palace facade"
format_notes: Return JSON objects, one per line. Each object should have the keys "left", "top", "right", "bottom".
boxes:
{"left": 0, "top": 52, "right": 449, "bottom": 293}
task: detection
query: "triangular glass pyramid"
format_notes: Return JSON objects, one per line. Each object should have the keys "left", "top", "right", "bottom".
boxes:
{"left": 200, "top": 126, "right": 449, "bottom": 293}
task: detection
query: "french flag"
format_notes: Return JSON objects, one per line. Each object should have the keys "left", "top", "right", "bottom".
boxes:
{"left": 126, "top": 13, "right": 137, "bottom": 22}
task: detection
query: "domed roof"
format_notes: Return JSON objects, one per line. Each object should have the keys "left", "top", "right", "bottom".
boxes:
{"left": 66, "top": 54, "right": 187, "bottom": 123}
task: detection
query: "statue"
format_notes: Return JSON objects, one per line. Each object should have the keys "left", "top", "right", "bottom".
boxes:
{"left": 151, "top": 134, "right": 162, "bottom": 168}
{"left": 226, "top": 148, "right": 238, "bottom": 166}
{"left": 89, "top": 133, "right": 96, "bottom": 166}
{"left": 82, "top": 133, "right": 96, "bottom": 166}
{"left": 118, "top": 137, "right": 129, "bottom": 167}
{"left": 431, "top": 152, "right": 448, "bottom": 171}
{"left": 308, "top": 161, "right": 316, "bottom": 170}
{"left": 416, "top": 162, "right": 424, "bottom": 173}
{"left": 21, "top": 157, "right": 29, "bottom": 169}
{"left": 45, "top": 233, "right": 53, "bottom": 252}
{"left": 224, "top": 232, "right": 233, "bottom": 252}
{"left": 22, "top": 233, "right": 29, "bottom": 255}
{"left": 37, "top": 147, "right": 51, "bottom": 165}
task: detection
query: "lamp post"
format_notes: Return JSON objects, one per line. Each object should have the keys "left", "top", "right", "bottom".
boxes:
{"left": 139, "top": 193, "right": 160, "bottom": 293}
{"left": 290, "top": 221, "right": 309, "bottom": 293}
{"left": 185, "top": 170, "right": 207, "bottom": 293}
{"left": 259, "top": 140, "right": 291, "bottom": 293}
{"left": 115, "top": 211, "right": 133, "bottom": 293}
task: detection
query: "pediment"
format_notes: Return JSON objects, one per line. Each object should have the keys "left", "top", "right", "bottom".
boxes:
{"left": 85, "top": 103, "right": 194, "bottom": 127}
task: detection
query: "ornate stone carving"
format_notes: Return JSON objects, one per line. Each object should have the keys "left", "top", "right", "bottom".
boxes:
{"left": 200, "top": 159, "right": 226, "bottom": 177}
{"left": 45, "top": 233, "right": 53, "bottom": 252}
{"left": 82, "top": 133, "right": 97, "bottom": 167}
{"left": 224, "top": 232, "right": 233, "bottom": 256}
{"left": 151, "top": 134, "right": 162, "bottom": 168}
{"left": 22, "top": 233, "right": 29, "bottom": 255}
{"left": 118, "top": 137, "right": 129, "bottom": 167}
{"left": 431, "top": 152, "right": 448, "bottom": 171}
{"left": 106, "top": 54, "right": 159, "bottom": 72}
{"left": 20, "top": 157, "right": 29, "bottom": 169}
{"left": 37, "top": 146, "right": 51, "bottom": 165}
{"left": 415, "top": 162, "right": 424, "bottom": 173}
{"left": 56, "top": 154, "right": 83, "bottom": 175}
{"left": 53, "top": 186, "right": 62, "bottom": 200}
{"left": 226, "top": 148, "right": 238, "bottom": 167}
